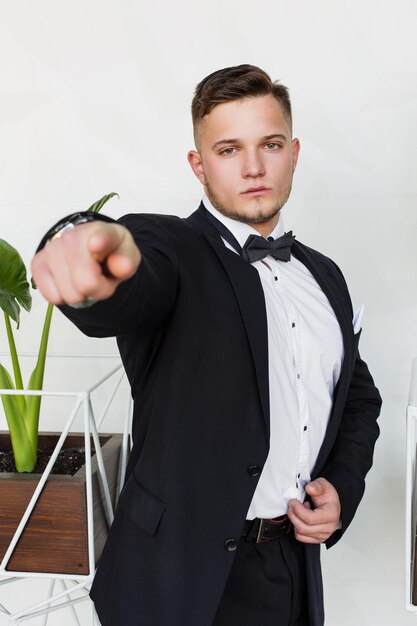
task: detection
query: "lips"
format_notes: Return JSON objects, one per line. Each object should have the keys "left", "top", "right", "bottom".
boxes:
{"left": 241, "top": 186, "right": 271, "bottom": 195}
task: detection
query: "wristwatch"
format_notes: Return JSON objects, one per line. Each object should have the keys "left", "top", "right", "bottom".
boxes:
{"left": 35, "top": 211, "right": 116, "bottom": 253}
{"left": 35, "top": 211, "right": 117, "bottom": 309}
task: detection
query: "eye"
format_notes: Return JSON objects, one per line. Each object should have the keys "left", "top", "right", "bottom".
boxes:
{"left": 220, "top": 147, "right": 236, "bottom": 156}
{"left": 265, "top": 142, "right": 282, "bottom": 150}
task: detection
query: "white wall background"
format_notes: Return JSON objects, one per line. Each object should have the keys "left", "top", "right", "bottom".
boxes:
{"left": 0, "top": 1, "right": 416, "bottom": 624}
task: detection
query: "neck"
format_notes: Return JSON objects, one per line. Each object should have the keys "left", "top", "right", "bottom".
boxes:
{"left": 247, "top": 217, "right": 279, "bottom": 238}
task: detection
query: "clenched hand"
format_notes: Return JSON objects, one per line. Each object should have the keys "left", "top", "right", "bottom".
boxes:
{"left": 287, "top": 477, "right": 341, "bottom": 544}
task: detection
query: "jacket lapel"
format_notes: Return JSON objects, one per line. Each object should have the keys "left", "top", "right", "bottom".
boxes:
{"left": 185, "top": 206, "right": 355, "bottom": 456}
{"left": 186, "top": 205, "right": 270, "bottom": 436}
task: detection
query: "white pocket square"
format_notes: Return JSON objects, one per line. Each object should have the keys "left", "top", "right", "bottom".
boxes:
{"left": 353, "top": 304, "right": 364, "bottom": 334}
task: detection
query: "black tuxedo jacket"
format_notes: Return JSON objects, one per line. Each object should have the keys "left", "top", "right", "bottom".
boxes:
{"left": 62, "top": 205, "right": 381, "bottom": 626}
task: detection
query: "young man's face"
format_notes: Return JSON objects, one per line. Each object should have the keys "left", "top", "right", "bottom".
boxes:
{"left": 188, "top": 94, "right": 300, "bottom": 236}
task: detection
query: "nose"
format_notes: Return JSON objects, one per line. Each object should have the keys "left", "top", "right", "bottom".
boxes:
{"left": 241, "top": 149, "right": 266, "bottom": 178}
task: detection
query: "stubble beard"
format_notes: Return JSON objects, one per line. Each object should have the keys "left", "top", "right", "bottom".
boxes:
{"left": 205, "top": 181, "right": 293, "bottom": 225}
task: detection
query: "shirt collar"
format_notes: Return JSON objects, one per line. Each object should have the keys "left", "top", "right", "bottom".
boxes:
{"left": 202, "top": 194, "right": 285, "bottom": 249}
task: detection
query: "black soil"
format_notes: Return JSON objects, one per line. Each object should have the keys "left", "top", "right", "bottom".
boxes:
{"left": 0, "top": 447, "right": 86, "bottom": 475}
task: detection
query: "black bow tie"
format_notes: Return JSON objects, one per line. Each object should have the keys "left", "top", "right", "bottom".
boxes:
{"left": 242, "top": 231, "right": 296, "bottom": 263}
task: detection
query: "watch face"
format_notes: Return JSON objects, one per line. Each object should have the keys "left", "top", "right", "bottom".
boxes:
{"left": 48, "top": 214, "right": 89, "bottom": 240}
{"left": 50, "top": 222, "right": 76, "bottom": 241}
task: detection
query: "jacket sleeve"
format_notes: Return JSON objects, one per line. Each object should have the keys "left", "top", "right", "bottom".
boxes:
{"left": 58, "top": 213, "right": 179, "bottom": 338}
{"left": 322, "top": 344, "right": 382, "bottom": 548}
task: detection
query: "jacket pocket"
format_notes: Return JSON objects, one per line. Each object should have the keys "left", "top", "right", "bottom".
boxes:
{"left": 118, "top": 474, "right": 166, "bottom": 536}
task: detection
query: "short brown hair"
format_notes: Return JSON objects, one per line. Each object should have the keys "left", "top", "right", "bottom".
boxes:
{"left": 191, "top": 64, "right": 292, "bottom": 147}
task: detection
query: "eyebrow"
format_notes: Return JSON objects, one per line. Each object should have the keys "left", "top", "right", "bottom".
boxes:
{"left": 211, "top": 134, "right": 288, "bottom": 150}
{"left": 263, "top": 134, "right": 288, "bottom": 142}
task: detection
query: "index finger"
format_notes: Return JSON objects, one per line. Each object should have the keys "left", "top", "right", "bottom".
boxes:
{"left": 88, "top": 224, "right": 141, "bottom": 279}
{"left": 87, "top": 223, "right": 128, "bottom": 261}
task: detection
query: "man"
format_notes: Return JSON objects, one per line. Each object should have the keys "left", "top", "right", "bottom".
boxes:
{"left": 31, "top": 65, "right": 381, "bottom": 626}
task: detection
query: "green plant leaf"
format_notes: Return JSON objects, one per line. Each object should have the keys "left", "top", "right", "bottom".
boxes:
{"left": 0, "top": 362, "right": 15, "bottom": 390}
{"left": 0, "top": 239, "right": 32, "bottom": 327}
{"left": 4, "top": 312, "right": 26, "bottom": 414}
{"left": 0, "top": 364, "right": 24, "bottom": 432}
{"left": 25, "top": 304, "right": 53, "bottom": 446}
{"left": 0, "top": 362, "right": 36, "bottom": 471}
{"left": 0, "top": 364, "right": 28, "bottom": 451}
{"left": 87, "top": 192, "right": 119, "bottom": 213}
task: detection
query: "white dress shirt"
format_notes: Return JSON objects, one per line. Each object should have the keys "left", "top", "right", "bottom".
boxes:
{"left": 202, "top": 196, "right": 345, "bottom": 519}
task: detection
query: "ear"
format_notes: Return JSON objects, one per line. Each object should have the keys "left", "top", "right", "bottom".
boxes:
{"left": 291, "top": 138, "right": 300, "bottom": 172}
{"left": 187, "top": 150, "right": 206, "bottom": 186}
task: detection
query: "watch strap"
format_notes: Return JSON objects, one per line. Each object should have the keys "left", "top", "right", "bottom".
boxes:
{"left": 35, "top": 211, "right": 117, "bottom": 253}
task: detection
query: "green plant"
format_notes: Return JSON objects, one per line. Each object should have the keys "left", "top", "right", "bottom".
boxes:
{"left": 0, "top": 193, "right": 118, "bottom": 472}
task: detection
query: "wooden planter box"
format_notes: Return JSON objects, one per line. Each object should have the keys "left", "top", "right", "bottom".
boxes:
{"left": 0, "top": 432, "right": 122, "bottom": 575}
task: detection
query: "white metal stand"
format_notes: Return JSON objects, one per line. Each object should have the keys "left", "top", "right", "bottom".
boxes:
{"left": 0, "top": 355, "right": 132, "bottom": 625}
{"left": 405, "top": 358, "right": 417, "bottom": 613}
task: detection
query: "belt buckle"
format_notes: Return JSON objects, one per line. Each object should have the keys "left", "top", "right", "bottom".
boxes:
{"left": 256, "top": 518, "right": 266, "bottom": 544}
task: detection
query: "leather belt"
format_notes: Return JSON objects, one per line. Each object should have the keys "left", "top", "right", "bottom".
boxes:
{"left": 242, "top": 514, "right": 292, "bottom": 544}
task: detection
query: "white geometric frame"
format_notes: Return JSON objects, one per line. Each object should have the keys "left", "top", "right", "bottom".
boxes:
{"left": 405, "top": 358, "right": 417, "bottom": 613}
{"left": 0, "top": 355, "right": 132, "bottom": 625}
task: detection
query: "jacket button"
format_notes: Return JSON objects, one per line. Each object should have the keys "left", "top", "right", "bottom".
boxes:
{"left": 248, "top": 465, "right": 262, "bottom": 477}
{"left": 224, "top": 538, "right": 238, "bottom": 552}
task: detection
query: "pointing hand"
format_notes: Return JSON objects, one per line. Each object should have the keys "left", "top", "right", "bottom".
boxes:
{"left": 31, "top": 222, "right": 141, "bottom": 306}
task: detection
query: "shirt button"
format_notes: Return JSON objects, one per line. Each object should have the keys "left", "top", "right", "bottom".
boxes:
{"left": 247, "top": 465, "right": 262, "bottom": 477}
{"left": 224, "top": 538, "right": 238, "bottom": 552}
